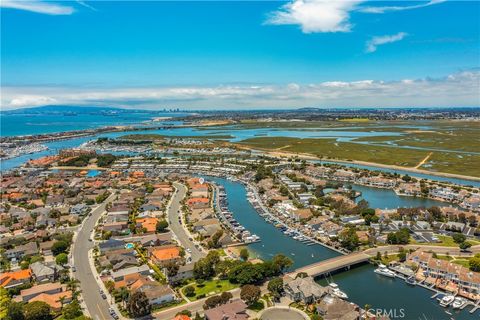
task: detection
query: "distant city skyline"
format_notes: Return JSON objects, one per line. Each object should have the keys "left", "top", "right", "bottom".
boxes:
{"left": 1, "top": 0, "right": 479, "bottom": 109}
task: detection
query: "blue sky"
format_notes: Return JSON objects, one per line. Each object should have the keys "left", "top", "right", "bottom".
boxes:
{"left": 1, "top": 0, "right": 479, "bottom": 109}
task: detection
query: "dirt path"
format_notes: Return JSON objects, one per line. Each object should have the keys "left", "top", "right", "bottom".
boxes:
{"left": 414, "top": 152, "right": 433, "bottom": 169}
{"left": 276, "top": 145, "right": 292, "bottom": 150}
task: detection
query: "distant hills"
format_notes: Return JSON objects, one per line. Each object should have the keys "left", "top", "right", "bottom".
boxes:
{"left": 2, "top": 105, "right": 124, "bottom": 114}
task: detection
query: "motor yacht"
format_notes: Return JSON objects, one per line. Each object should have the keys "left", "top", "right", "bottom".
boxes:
{"left": 374, "top": 264, "right": 396, "bottom": 278}
{"left": 329, "top": 283, "right": 348, "bottom": 299}
{"left": 452, "top": 297, "right": 466, "bottom": 309}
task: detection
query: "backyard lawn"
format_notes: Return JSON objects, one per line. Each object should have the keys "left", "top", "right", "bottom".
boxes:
{"left": 183, "top": 279, "right": 239, "bottom": 301}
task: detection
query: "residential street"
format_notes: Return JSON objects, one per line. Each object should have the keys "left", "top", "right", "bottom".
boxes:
{"left": 72, "top": 193, "right": 116, "bottom": 320}
{"left": 168, "top": 182, "right": 206, "bottom": 262}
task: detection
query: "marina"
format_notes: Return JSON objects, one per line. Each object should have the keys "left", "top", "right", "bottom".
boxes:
{"left": 213, "top": 183, "right": 261, "bottom": 244}
{"left": 206, "top": 176, "right": 479, "bottom": 319}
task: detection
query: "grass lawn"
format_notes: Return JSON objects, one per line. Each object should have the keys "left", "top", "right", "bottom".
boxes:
{"left": 452, "top": 259, "right": 471, "bottom": 268}
{"left": 414, "top": 235, "right": 480, "bottom": 247}
{"left": 183, "top": 279, "right": 239, "bottom": 301}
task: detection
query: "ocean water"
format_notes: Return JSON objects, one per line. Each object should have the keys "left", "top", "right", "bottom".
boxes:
{"left": 0, "top": 111, "right": 188, "bottom": 136}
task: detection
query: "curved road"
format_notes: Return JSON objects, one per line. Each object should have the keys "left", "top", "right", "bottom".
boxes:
{"left": 168, "top": 182, "right": 206, "bottom": 262}
{"left": 72, "top": 192, "right": 116, "bottom": 320}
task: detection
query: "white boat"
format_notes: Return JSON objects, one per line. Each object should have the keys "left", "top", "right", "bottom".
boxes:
{"left": 452, "top": 297, "right": 466, "bottom": 309}
{"left": 374, "top": 264, "right": 396, "bottom": 278}
{"left": 329, "top": 283, "right": 348, "bottom": 299}
{"left": 440, "top": 295, "right": 455, "bottom": 307}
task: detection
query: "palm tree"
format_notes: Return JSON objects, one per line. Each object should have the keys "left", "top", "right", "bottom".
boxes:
{"left": 119, "top": 287, "right": 130, "bottom": 308}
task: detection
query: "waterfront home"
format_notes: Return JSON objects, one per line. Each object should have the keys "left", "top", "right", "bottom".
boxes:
{"left": 0, "top": 269, "right": 32, "bottom": 289}
{"left": 284, "top": 275, "right": 328, "bottom": 304}
{"left": 291, "top": 208, "right": 313, "bottom": 222}
{"left": 357, "top": 176, "right": 395, "bottom": 188}
{"left": 332, "top": 170, "right": 356, "bottom": 182}
{"left": 463, "top": 195, "right": 480, "bottom": 212}
{"left": 316, "top": 295, "right": 360, "bottom": 320}
{"left": 187, "top": 197, "right": 210, "bottom": 209}
{"left": 397, "top": 183, "right": 422, "bottom": 197}
{"left": 429, "top": 187, "right": 459, "bottom": 202}
{"left": 204, "top": 299, "right": 248, "bottom": 320}
{"left": 308, "top": 216, "right": 330, "bottom": 230}
{"left": 407, "top": 250, "right": 480, "bottom": 296}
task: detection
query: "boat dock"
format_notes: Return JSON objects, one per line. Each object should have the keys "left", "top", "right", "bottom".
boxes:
{"left": 213, "top": 184, "right": 261, "bottom": 244}
{"left": 244, "top": 181, "right": 346, "bottom": 255}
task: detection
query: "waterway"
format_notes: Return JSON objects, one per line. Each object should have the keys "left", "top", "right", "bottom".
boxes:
{"left": 205, "top": 176, "right": 477, "bottom": 320}
{"left": 352, "top": 184, "right": 456, "bottom": 210}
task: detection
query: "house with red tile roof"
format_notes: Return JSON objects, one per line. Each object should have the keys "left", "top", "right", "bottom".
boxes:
{"left": 0, "top": 269, "right": 32, "bottom": 289}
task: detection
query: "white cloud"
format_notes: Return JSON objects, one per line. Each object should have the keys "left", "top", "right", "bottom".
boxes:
{"left": 365, "top": 32, "right": 408, "bottom": 53}
{"left": 265, "top": 0, "right": 362, "bottom": 33}
{"left": 0, "top": 0, "right": 74, "bottom": 15}
{"left": 2, "top": 71, "right": 479, "bottom": 110}
{"left": 266, "top": 0, "right": 446, "bottom": 33}
{"left": 359, "top": 0, "right": 446, "bottom": 14}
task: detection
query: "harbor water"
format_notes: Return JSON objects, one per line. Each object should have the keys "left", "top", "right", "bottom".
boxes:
{"left": 205, "top": 176, "right": 477, "bottom": 320}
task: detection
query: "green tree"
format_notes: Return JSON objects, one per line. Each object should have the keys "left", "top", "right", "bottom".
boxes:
{"left": 267, "top": 277, "right": 284, "bottom": 298}
{"left": 240, "top": 285, "right": 261, "bottom": 306}
{"left": 155, "top": 219, "right": 169, "bottom": 233}
{"left": 203, "top": 295, "right": 224, "bottom": 310}
{"left": 338, "top": 227, "right": 360, "bottom": 251}
{"left": 55, "top": 253, "right": 68, "bottom": 266}
{"left": 0, "top": 287, "right": 10, "bottom": 320}
{"left": 239, "top": 248, "right": 249, "bottom": 261}
{"left": 62, "top": 300, "right": 82, "bottom": 319}
{"left": 184, "top": 285, "right": 195, "bottom": 297}
{"left": 460, "top": 242, "right": 472, "bottom": 251}
{"left": 51, "top": 241, "right": 69, "bottom": 256}
{"left": 469, "top": 254, "right": 480, "bottom": 272}
{"left": 126, "top": 291, "right": 151, "bottom": 318}
{"left": 23, "top": 301, "right": 52, "bottom": 320}
{"left": 386, "top": 228, "right": 410, "bottom": 245}
{"left": 6, "top": 302, "right": 24, "bottom": 320}
{"left": 452, "top": 233, "right": 467, "bottom": 244}
{"left": 220, "top": 292, "right": 233, "bottom": 304}
{"left": 272, "top": 254, "right": 293, "bottom": 273}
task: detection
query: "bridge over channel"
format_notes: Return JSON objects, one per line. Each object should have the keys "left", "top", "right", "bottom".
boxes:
{"left": 289, "top": 252, "right": 371, "bottom": 278}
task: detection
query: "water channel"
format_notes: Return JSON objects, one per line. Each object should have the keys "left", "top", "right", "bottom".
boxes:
{"left": 204, "top": 176, "right": 477, "bottom": 320}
